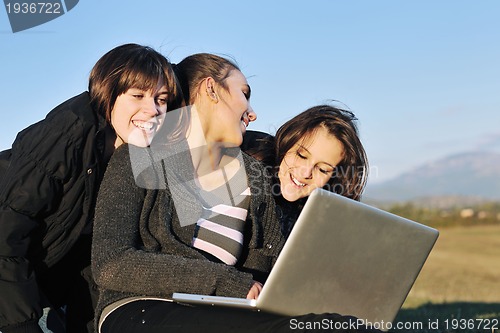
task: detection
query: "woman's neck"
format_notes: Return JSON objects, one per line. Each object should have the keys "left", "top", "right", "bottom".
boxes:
{"left": 186, "top": 105, "right": 222, "bottom": 173}
{"left": 187, "top": 105, "right": 241, "bottom": 191}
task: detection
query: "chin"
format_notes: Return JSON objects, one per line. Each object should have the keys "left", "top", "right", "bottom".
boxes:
{"left": 223, "top": 139, "right": 241, "bottom": 148}
{"left": 281, "top": 188, "right": 301, "bottom": 202}
{"left": 228, "top": 133, "right": 243, "bottom": 147}
{"left": 127, "top": 129, "right": 155, "bottom": 147}
{"left": 128, "top": 136, "right": 153, "bottom": 147}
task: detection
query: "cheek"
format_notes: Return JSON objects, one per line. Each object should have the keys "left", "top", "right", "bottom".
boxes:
{"left": 110, "top": 111, "right": 128, "bottom": 132}
{"left": 315, "top": 174, "right": 331, "bottom": 188}
{"left": 110, "top": 96, "right": 126, "bottom": 122}
{"left": 110, "top": 102, "right": 128, "bottom": 128}
{"left": 277, "top": 161, "right": 288, "bottom": 182}
{"left": 278, "top": 158, "right": 290, "bottom": 174}
{"left": 110, "top": 112, "right": 119, "bottom": 130}
{"left": 233, "top": 96, "right": 247, "bottom": 112}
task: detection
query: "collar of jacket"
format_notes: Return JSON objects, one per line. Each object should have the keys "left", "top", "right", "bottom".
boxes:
{"left": 74, "top": 92, "right": 109, "bottom": 158}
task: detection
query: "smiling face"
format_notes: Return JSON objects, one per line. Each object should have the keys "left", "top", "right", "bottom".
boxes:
{"left": 278, "top": 126, "right": 345, "bottom": 202}
{"left": 111, "top": 86, "right": 169, "bottom": 147}
{"left": 207, "top": 70, "right": 256, "bottom": 146}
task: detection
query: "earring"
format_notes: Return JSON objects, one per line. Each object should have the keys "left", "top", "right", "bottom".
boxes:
{"left": 207, "top": 88, "right": 218, "bottom": 102}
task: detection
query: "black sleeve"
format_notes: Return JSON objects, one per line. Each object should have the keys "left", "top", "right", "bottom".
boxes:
{"left": 0, "top": 111, "right": 81, "bottom": 332}
{"left": 241, "top": 130, "right": 276, "bottom": 167}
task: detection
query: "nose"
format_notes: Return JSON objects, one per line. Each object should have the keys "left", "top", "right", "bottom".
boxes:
{"left": 296, "top": 163, "right": 314, "bottom": 180}
{"left": 247, "top": 106, "right": 257, "bottom": 122}
{"left": 143, "top": 97, "right": 160, "bottom": 116}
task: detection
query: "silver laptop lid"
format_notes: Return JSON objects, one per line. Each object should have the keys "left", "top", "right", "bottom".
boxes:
{"left": 257, "top": 188, "right": 438, "bottom": 324}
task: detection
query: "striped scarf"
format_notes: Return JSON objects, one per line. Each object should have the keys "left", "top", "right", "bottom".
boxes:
{"left": 192, "top": 166, "right": 250, "bottom": 265}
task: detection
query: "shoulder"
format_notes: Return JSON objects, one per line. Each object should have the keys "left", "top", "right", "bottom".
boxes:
{"left": 243, "top": 153, "right": 277, "bottom": 211}
{"left": 43, "top": 92, "right": 96, "bottom": 128}
{"left": 106, "top": 144, "right": 134, "bottom": 176}
{"left": 99, "top": 145, "right": 141, "bottom": 194}
{"left": 242, "top": 152, "right": 271, "bottom": 182}
{"left": 9, "top": 92, "right": 102, "bottom": 179}
{"left": 108, "top": 145, "right": 167, "bottom": 191}
{"left": 242, "top": 130, "right": 274, "bottom": 143}
{"left": 14, "top": 92, "right": 99, "bottom": 153}
{"left": 241, "top": 130, "right": 275, "bottom": 167}
{"left": 241, "top": 130, "right": 275, "bottom": 152}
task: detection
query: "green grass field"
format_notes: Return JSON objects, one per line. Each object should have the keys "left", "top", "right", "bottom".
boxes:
{"left": 392, "top": 225, "right": 500, "bottom": 332}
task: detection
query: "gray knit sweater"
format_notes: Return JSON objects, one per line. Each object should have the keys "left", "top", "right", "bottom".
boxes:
{"left": 91, "top": 144, "right": 285, "bottom": 323}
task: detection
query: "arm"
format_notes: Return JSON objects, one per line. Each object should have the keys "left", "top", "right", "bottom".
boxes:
{"left": 0, "top": 93, "right": 93, "bottom": 333}
{"left": 0, "top": 145, "right": 63, "bottom": 333}
{"left": 92, "top": 146, "right": 254, "bottom": 299}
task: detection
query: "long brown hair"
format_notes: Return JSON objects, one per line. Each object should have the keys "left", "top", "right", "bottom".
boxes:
{"left": 275, "top": 105, "right": 368, "bottom": 201}
{"left": 173, "top": 53, "right": 240, "bottom": 105}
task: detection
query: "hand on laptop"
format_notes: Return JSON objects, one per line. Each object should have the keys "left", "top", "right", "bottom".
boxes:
{"left": 246, "top": 281, "right": 263, "bottom": 300}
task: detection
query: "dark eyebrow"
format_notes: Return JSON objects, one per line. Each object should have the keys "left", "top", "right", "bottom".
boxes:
{"left": 297, "top": 144, "right": 309, "bottom": 152}
{"left": 296, "top": 144, "right": 311, "bottom": 156}
{"left": 297, "top": 144, "right": 335, "bottom": 169}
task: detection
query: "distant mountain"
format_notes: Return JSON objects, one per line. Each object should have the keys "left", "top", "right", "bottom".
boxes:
{"left": 363, "top": 151, "right": 500, "bottom": 204}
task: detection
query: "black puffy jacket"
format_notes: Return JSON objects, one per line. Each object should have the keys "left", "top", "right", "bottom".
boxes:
{"left": 0, "top": 92, "right": 108, "bottom": 333}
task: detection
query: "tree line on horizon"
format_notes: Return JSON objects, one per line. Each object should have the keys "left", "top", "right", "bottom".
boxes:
{"left": 386, "top": 201, "right": 500, "bottom": 228}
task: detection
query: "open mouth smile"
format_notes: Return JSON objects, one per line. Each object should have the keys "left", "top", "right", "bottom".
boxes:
{"left": 241, "top": 117, "right": 249, "bottom": 128}
{"left": 290, "top": 174, "right": 306, "bottom": 187}
{"left": 132, "top": 120, "right": 156, "bottom": 132}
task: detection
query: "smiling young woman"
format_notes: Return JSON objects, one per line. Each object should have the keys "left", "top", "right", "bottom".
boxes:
{"left": 242, "top": 104, "right": 369, "bottom": 237}
{"left": 278, "top": 125, "right": 346, "bottom": 202}
{"left": 0, "top": 43, "right": 181, "bottom": 333}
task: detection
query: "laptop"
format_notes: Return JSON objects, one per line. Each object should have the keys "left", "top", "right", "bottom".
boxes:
{"left": 173, "top": 188, "right": 439, "bottom": 326}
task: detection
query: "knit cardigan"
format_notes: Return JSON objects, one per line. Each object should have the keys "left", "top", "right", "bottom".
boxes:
{"left": 91, "top": 144, "right": 286, "bottom": 322}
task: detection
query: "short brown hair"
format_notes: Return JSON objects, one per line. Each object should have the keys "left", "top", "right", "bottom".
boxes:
{"left": 88, "top": 43, "right": 181, "bottom": 122}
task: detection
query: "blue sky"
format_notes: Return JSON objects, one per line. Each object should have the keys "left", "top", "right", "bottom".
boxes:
{"left": 1, "top": 1, "right": 499, "bottom": 185}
